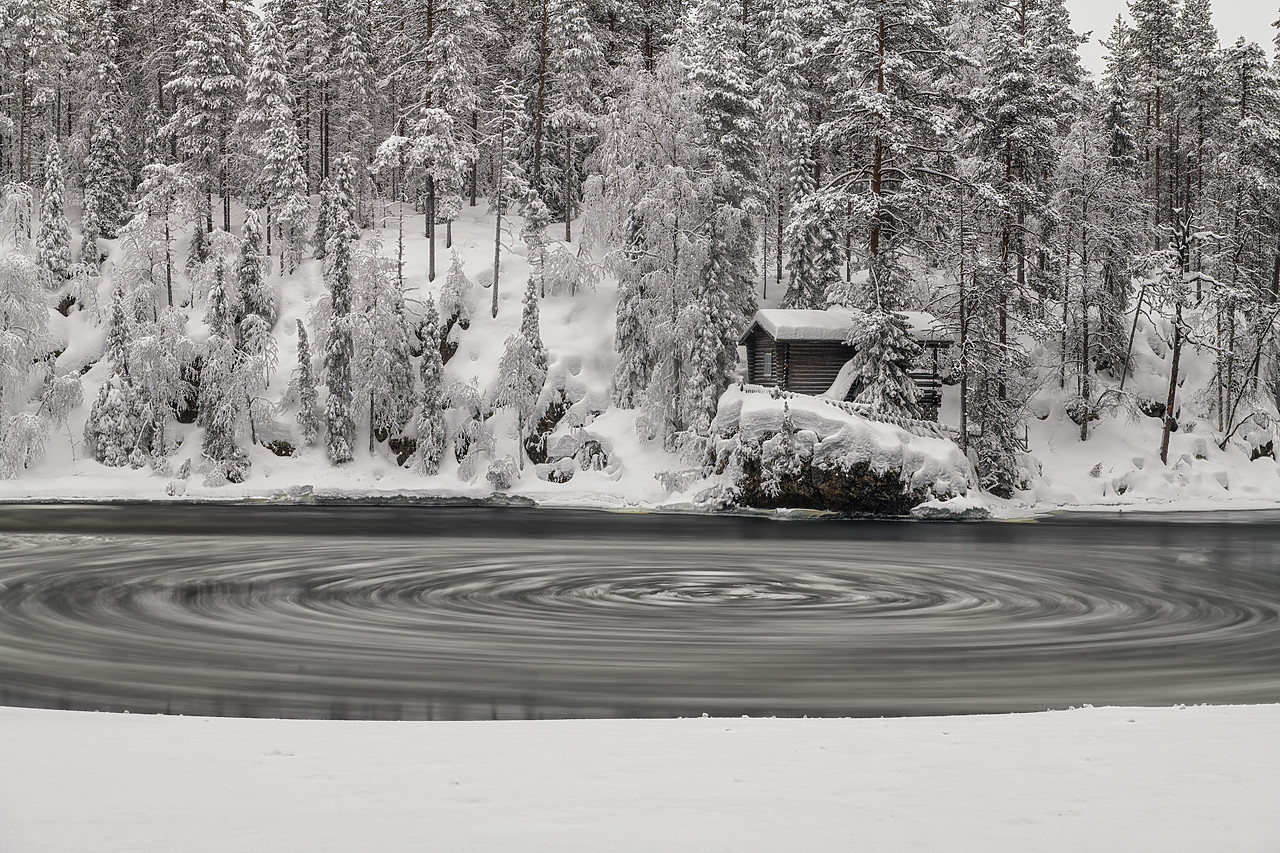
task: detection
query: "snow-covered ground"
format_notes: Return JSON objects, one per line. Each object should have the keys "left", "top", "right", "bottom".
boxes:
{"left": 2, "top": 704, "right": 1277, "bottom": 852}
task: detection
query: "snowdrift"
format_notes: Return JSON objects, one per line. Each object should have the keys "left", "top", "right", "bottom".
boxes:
{"left": 710, "top": 386, "right": 983, "bottom": 517}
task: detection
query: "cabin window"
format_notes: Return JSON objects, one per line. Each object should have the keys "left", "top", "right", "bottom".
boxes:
{"left": 762, "top": 350, "right": 774, "bottom": 381}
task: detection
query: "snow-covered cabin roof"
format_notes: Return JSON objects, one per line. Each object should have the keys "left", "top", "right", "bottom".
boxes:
{"left": 741, "top": 308, "right": 953, "bottom": 344}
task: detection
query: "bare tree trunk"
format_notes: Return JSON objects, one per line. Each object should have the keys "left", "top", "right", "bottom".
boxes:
{"left": 564, "top": 130, "right": 573, "bottom": 242}
{"left": 1160, "top": 305, "right": 1182, "bottom": 465}
{"left": 469, "top": 112, "right": 479, "bottom": 207}
{"left": 427, "top": 176, "right": 437, "bottom": 281}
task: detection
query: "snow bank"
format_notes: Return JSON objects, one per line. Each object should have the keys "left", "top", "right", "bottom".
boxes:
{"left": 1, "top": 704, "right": 1276, "bottom": 853}
{"left": 711, "top": 386, "right": 981, "bottom": 515}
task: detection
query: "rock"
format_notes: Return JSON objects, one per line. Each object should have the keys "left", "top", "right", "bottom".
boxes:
{"left": 1089, "top": 462, "right": 1103, "bottom": 478}
{"left": 264, "top": 439, "right": 296, "bottom": 458}
{"left": 577, "top": 439, "right": 609, "bottom": 471}
{"left": 387, "top": 436, "right": 416, "bottom": 467}
{"left": 547, "top": 433, "right": 582, "bottom": 461}
{"left": 1137, "top": 396, "right": 1165, "bottom": 420}
{"left": 1132, "top": 456, "right": 1145, "bottom": 470}
{"left": 910, "top": 501, "right": 990, "bottom": 520}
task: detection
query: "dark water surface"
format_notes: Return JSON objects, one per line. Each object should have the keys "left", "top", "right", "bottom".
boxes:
{"left": 0, "top": 504, "right": 1278, "bottom": 719}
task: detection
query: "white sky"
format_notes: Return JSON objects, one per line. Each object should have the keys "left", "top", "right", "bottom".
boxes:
{"left": 1065, "top": 0, "right": 1277, "bottom": 75}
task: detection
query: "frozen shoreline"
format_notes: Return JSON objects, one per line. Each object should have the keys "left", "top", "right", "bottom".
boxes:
{"left": 2, "top": 704, "right": 1277, "bottom": 853}
{"left": 0, "top": 487, "right": 1277, "bottom": 519}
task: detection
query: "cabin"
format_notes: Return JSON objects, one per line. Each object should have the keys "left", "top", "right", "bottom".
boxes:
{"left": 739, "top": 308, "right": 953, "bottom": 421}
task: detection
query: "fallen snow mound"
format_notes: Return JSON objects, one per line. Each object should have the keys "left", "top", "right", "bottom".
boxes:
{"left": 711, "top": 387, "right": 983, "bottom": 516}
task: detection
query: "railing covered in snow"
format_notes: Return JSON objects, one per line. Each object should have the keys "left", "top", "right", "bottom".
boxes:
{"left": 739, "top": 384, "right": 962, "bottom": 442}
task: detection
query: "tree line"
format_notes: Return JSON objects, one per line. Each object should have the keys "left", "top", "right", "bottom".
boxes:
{"left": 1, "top": 0, "right": 1278, "bottom": 495}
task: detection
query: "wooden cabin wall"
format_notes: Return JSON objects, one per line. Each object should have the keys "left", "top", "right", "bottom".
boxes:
{"left": 745, "top": 331, "right": 778, "bottom": 386}
{"left": 785, "top": 343, "right": 855, "bottom": 395}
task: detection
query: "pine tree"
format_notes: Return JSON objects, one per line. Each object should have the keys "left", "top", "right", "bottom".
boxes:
{"left": 237, "top": 211, "right": 275, "bottom": 326}
{"left": 83, "top": 284, "right": 141, "bottom": 466}
{"left": 519, "top": 272, "right": 549, "bottom": 371}
{"left": 0, "top": 251, "right": 50, "bottom": 422}
{"left": 759, "top": 0, "right": 811, "bottom": 303}
{"left": 491, "top": 277, "right": 548, "bottom": 467}
{"left": 487, "top": 78, "right": 531, "bottom": 318}
{"left": 313, "top": 176, "right": 333, "bottom": 260}
{"left": 439, "top": 249, "right": 475, "bottom": 331}
{"left": 547, "top": 0, "right": 605, "bottom": 240}
{"left": 847, "top": 310, "right": 923, "bottom": 417}
{"left": 237, "top": 12, "right": 309, "bottom": 271}
{"left": 330, "top": 0, "right": 376, "bottom": 222}
{"left": 355, "top": 242, "right": 415, "bottom": 447}
{"left": 295, "top": 320, "right": 320, "bottom": 446}
{"left": 611, "top": 277, "right": 650, "bottom": 408}
{"left": 415, "top": 293, "right": 447, "bottom": 474}
{"left": 35, "top": 143, "right": 71, "bottom": 286}
{"left": 81, "top": 97, "right": 132, "bottom": 244}
{"left": 323, "top": 157, "right": 358, "bottom": 463}
{"left": 164, "top": 0, "right": 251, "bottom": 232}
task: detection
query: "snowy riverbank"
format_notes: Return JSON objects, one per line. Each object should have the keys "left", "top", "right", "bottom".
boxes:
{"left": 2, "top": 704, "right": 1277, "bottom": 852}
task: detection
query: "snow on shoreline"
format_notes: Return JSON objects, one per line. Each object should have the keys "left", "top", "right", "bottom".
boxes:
{"left": 1, "top": 704, "right": 1276, "bottom": 852}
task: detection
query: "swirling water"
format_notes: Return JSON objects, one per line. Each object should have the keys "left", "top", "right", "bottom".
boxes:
{"left": 0, "top": 505, "right": 1278, "bottom": 719}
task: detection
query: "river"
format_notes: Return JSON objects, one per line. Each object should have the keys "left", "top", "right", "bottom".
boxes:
{"left": 0, "top": 504, "right": 1277, "bottom": 719}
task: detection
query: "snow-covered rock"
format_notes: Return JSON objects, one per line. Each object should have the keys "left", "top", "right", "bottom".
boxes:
{"left": 711, "top": 387, "right": 979, "bottom": 516}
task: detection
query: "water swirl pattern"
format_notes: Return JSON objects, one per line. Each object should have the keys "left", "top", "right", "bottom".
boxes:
{"left": 1, "top": 505, "right": 1278, "bottom": 720}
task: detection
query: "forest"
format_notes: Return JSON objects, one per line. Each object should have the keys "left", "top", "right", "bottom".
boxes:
{"left": 1, "top": 0, "right": 1278, "bottom": 500}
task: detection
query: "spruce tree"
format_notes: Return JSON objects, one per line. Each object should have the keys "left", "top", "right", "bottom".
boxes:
{"left": 323, "top": 157, "right": 358, "bottom": 463}
{"left": 81, "top": 97, "right": 132, "bottom": 244}
{"left": 237, "top": 12, "right": 310, "bottom": 270}
{"left": 237, "top": 211, "right": 275, "bottom": 326}
{"left": 439, "top": 249, "right": 475, "bottom": 331}
{"left": 35, "top": 143, "right": 71, "bottom": 286}
{"left": 547, "top": 0, "right": 605, "bottom": 239}
{"left": 491, "top": 277, "right": 548, "bottom": 467}
{"left": 295, "top": 320, "right": 320, "bottom": 446}
{"left": 83, "top": 285, "right": 141, "bottom": 466}
{"left": 164, "top": 0, "right": 251, "bottom": 232}
{"left": 415, "top": 293, "right": 447, "bottom": 474}
{"left": 847, "top": 310, "right": 923, "bottom": 417}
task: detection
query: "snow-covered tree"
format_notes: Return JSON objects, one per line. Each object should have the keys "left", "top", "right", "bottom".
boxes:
{"left": 547, "top": 0, "right": 605, "bottom": 240}
{"left": 236, "top": 12, "right": 309, "bottom": 271}
{"left": 164, "top": 0, "right": 251, "bottom": 232}
{"left": 415, "top": 292, "right": 447, "bottom": 474}
{"left": 0, "top": 252, "right": 53, "bottom": 475}
{"left": 81, "top": 99, "right": 132, "bottom": 246}
{"left": 237, "top": 211, "right": 275, "bottom": 326}
{"left": 354, "top": 241, "right": 415, "bottom": 447}
{"left": 295, "top": 319, "right": 320, "bottom": 446}
{"left": 35, "top": 143, "right": 71, "bottom": 286}
{"left": 83, "top": 284, "right": 142, "bottom": 467}
{"left": 491, "top": 279, "right": 547, "bottom": 468}
{"left": 486, "top": 78, "right": 531, "bottom": 318}
{"left": 439, "top": 249, "right": 475, "bottom": 331}
{"left": 323, "top": 158, "right": 358, "bottom": 463}
{"left": 846, "top": 310, "right": 923, "bottom": 417}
